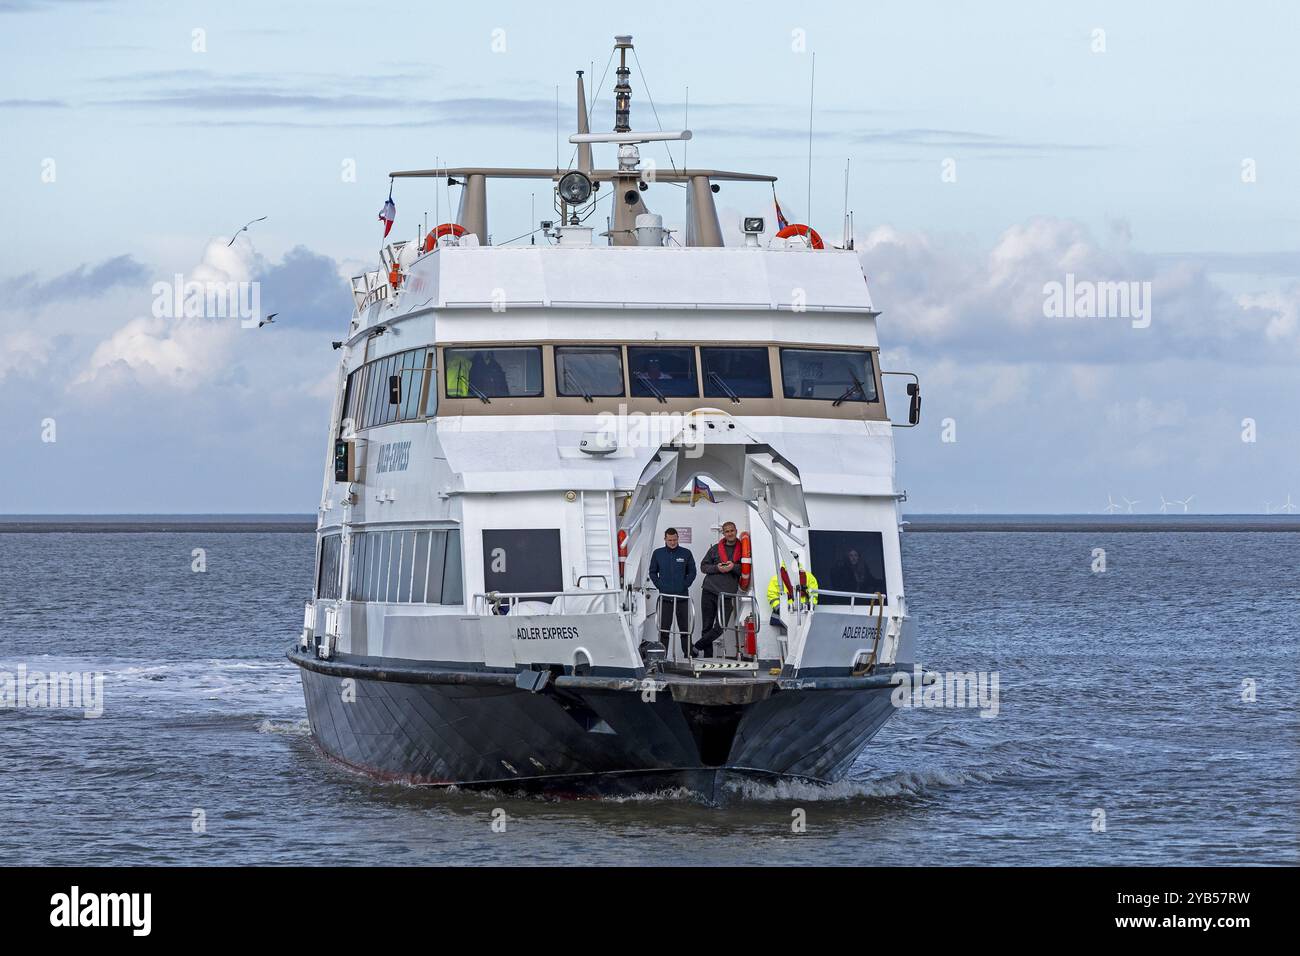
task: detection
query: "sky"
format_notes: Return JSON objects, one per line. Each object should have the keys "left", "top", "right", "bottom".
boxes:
{"left": 1, "top": 0, "right": 1297, "bottom": 513}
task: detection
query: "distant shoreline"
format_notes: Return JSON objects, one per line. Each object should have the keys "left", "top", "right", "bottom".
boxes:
{"left": 900, "top": 517, "right": 1300, "bottom": 533}
{"left": 1, "top": 514, "right": 1298, "bottom": 534}
{"left": 0, "top": 514, "right": 315, "bottom": 533}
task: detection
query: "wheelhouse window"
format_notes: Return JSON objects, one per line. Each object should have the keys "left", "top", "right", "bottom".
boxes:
{"left": 780, "top": 348, "right": 878, "bottom": 403}
{"left": 341, "top": 347, "right": 432, "bottom": 432}
{"left": 556, "top": 346, "right": 624, "bottom": 398}
{"left": 701, "top": 346, "right": 773, "bottom": 399}
{"left": 444, "top": 347, "right": 543, "bottom": 399}
{"left": 317, "top": 534, "right": 343, "bottom": 600}
{"left": 628, "top": 345, "right": 698, "bottom": 398}
{"left": 347, "top": 528, "right": 464, "bottom": 605}
{"left": 808, "top": 530, "right": 887, "bottom": 604}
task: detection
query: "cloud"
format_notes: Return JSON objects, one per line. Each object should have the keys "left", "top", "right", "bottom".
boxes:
{"left": 60, "top": 238, "right": 351, "bottom": 392}
{"left": 860, "top": 217, "right": 1300, "bottom": 364}
{"left": 1238, "top": 287, "right": 1300, "bottom": 342}
{"left": 255, "top": 246, "right": 353, "bottom": 331}
{"left": 0, "top": 328, "right": 53, "bottom": 382}
{"left": 0, "top": 0, "right": 109, "bottom": 11}
{"left": 1, "top": 254, "right": 148, "bottom": 307}
{"left": 73, "top": 241, "right": 254, "bottom": 390}
{"left": 0, "top": 98, "right": 70, "bottom": 108}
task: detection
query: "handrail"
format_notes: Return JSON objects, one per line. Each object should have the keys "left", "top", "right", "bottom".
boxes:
{"left": 816, "top": 588, "right": 889, "bottom": 607}
{"left": 472, "top": 588, "right": 621, "bottom": 615}
{"left": 649, "top": 591, "right": 695, "bottom": 663}
{"left": 718, "top": 592, "right": 762, "bottom": 662}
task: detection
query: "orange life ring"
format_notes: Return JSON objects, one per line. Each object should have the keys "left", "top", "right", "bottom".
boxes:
{"left": 775, "top": 223, "right": 824, "bottom": 250}
{"left": 423, "top": 222, "right": 468, "bottom": 252}
{"left": 738, "top": 532, "right": 753, "bottom": 591}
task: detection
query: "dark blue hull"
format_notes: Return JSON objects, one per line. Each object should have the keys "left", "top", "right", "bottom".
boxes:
{"left": 290, "top": 648, "right": 899, "bottom": 802}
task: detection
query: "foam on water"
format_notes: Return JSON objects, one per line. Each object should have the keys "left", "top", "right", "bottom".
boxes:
{"left": 725, "top": 766, "right": 994, "bottom": 803}
{"left": 257, "top": 717, "right": 312, "bottom": 736}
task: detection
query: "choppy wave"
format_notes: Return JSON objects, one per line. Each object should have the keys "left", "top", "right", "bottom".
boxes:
{"left": 257, "top": 718, "right": 312, "bottom": 736}
{"left": 725, "top": 766, "right": 994, "bottom": 802}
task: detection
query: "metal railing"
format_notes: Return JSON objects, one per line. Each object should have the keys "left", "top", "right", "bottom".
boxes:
{"left": 650, "top": 591, "right": 696, "bottom": 659}
{"left": 815, "top": 588, "right": 888, "bottom": 610}
{"left": 700, "top": 591, "right": 763, "bottom": 663}
{"left": 646, "top": 589, "right": 764, "bottom": 663}
{"left": 472, "top": 588, "right": 622, "bottom": 616}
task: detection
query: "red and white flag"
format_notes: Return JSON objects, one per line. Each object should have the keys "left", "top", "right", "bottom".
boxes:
{"left": 378, "top": 197, "right": 396, "bottom": 238}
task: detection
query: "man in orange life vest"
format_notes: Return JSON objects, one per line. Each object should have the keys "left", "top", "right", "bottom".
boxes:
{"left": 697, "top": 521, "right": 742, "bottom": 655}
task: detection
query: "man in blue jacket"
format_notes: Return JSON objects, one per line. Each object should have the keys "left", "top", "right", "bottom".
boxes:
{"left": 649, "top": 528, "right": 697, "bottom": 655}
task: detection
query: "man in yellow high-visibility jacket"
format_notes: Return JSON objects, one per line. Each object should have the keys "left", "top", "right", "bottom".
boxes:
{"left": 767, "top": 564, "right": 818, "bottom": 629}
{"left": 445, "top": 351, "right": 472, "bottom": 397}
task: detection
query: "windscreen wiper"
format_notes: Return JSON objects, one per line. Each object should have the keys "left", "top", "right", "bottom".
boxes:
{"left": 708, "top": 371, "right": 742, "bottom": 404}
{"left": 634, "top": 371, "right": 668, "bottom": 403}
{"left": 467, "top": 382, "right": 492, "bottom": 404}
{"left": 832, "top": 376, "right": 865, "bottom": 407}
{"left": 564, "top": 368, "right": 593, "bottom": 402}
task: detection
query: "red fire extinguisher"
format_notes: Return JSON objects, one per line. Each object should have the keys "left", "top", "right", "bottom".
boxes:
{"left": 744, "top": 618, "right": 757, "bottom": 657}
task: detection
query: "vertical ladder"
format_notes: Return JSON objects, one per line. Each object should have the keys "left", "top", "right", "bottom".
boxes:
{"left": 579, "top": 491, "right": 615, "bottom": 588}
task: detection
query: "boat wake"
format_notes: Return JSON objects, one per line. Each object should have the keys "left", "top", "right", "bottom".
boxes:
{"left": 257, "top": 718, "right": 312, "bottom": 737}
{"left": 726, "top": 766, "right": 994, "bottom": 803}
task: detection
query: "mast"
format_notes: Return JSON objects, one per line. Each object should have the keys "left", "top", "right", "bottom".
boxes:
{"left": 575, "top": 71, "right": 593, "bottom": 175}
{"left": 613, "top": 36, "right": 632, "bottom": 132}
{"left": 606, "top": 36, "right": 649, "bottom": 246}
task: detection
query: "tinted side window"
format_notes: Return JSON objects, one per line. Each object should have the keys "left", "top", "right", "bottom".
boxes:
{"left": 347, "top": 528, "right": 462, "bottom": 604}
{"left": 808, "top": 530, "right": 887, "bottom": 604}
{"left": 780, "top": 349, "right": 878, "bottom": 402}
{"left": 556, "top": 346, "right": 624, "bottom": 397}
{"left": 701, "top": 346, "right": 773, "bottom": 398}
{"left": 628, "top": 346, "right": 698, "bottom": 398}
{"left": 481, "top": 529, "right": 563, "bottom": 601}
{"left": 342, "top": 347, "right": 433, "bottom": 431}
{"left": 317, "top": 534, "right": 342, "bottom": 600}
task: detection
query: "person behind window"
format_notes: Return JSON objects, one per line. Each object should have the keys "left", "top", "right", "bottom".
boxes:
{"left": 482, "top": 352, "right": 509, "bottom": 393}
{"left": 648, "top": 528, "right": 697, "bottom": 656}
{"left": 698, "top": 521, "right": 743, "bottom": 656}
{"left": 836, "top": 547, "right": 871, "bottom": 593}
{"left": 644, "top": 356, "right": 671, "bottom": 380}
{"left": 446, "top": 351, "right": 472, "bottom": 397}
{"left": 471, "top": 351, "right": 509, "bottom": 396}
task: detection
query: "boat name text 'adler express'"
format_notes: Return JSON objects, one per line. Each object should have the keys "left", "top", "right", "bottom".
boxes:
{"left": 290, "top": 37, "right": 924, "bottom": 800}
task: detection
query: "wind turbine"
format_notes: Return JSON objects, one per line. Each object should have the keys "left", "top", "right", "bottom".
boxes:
{"left": 1103, "top": 494, "right": 1121, "bottom": 515}
{"left": 1175, "top": 495, "right": 1194, "bottom": 513}
{"left": 1282, "top": 494, "right": 1297, "bottom": 514}
{"left": 1122, "top": 496, "right": 1140, "bottom": 514}
{"left": 1159, "top": 494, "right": 1172, "bottom": 514}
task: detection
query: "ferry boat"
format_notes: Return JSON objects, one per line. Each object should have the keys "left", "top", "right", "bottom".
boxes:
{"left": 289, "top": 36, "right": 923, "bottom": 802}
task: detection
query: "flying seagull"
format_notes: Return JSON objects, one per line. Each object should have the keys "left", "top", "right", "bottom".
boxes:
{"left": 259, "top": 313, "right": 277, "bottom": 328}
{"left": 228, "top": 216, "right": 268, "bottom": 247}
